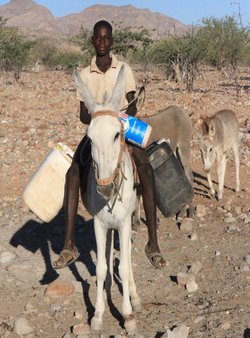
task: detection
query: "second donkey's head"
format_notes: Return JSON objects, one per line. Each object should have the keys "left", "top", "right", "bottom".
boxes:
{"left": 199, "top": 116, "right": 217, "bottom": 172}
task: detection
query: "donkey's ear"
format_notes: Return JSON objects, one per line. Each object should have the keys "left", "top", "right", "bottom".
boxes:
{"left": 201, "top": 116, "right": 210, "bottom": 134}
{"left": 208, "top": 120, "right": 216, "bottom": 137}
{"left": 73, "top": 71, "right": 98, "bottom": 113}
{"left": 107, "top": 65, "right": 125, "bottom": 112}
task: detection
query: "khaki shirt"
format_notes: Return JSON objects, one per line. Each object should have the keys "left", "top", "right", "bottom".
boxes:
{"left": 76, "top": 54, "right": 136, "bottom": 112}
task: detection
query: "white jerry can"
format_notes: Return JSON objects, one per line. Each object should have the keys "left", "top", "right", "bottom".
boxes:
{"left": 23, "top": 142, "right": 74, "bottom": 223}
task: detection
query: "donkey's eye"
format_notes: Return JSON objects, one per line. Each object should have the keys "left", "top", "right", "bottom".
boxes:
{"left": 209, "top": 148, "right": 213, "bottom": 153}
{"left": 114, "top": 132, "right": 120, "bottom": 141}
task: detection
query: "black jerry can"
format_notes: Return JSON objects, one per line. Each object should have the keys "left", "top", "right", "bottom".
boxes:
{"left": 146, "top": 141, "right": 193, "bottom": 217}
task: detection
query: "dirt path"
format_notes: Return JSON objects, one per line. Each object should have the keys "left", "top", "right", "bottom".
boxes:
{"left": 0, "top": 67, "right": 249, "bottom": 338}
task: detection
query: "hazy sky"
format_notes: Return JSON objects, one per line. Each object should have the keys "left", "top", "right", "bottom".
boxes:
{"left": 0, "top": 0, "right": 249, "bottom": 26}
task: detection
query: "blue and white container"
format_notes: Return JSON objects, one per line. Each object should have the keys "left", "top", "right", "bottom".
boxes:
{"left": 118, "top": 112, "right": 152, "bottom": 148}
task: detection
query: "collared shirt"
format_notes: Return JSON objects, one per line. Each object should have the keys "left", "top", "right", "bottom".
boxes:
{"left": 76, "top": 53, "right": 136, "bottom": 112}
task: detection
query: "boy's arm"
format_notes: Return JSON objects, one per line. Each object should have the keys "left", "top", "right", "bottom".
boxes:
{"left": 79, "top": 90, "right": 137, "bottom": 123}
{"left": 125, "top": 91, "right": 137, "bottom": 117}
{"left": 80, "top": 101, "right": 91, "bottom": 125}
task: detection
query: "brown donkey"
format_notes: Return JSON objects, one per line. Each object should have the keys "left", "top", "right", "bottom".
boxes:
{"left": 199, "top": 109, "right": 240, "bottom": 200}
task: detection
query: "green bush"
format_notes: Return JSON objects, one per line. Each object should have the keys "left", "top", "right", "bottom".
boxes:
{"left": 50, "top": 50, "right": 86, "bottom": 69}
{"left": 71, "top": 26, "right": 94, "bottom": 62}
{"left": 197, "top": 16, "right": 250, "bottom": 70}
{"left": 0, "top": 17, "right": 33, "bottom": 80}
{"left": 28, "top": 37, "right": 57, "bottom": 67}
{"left": 147, "top": 29, "right": 204, "bottom": 90}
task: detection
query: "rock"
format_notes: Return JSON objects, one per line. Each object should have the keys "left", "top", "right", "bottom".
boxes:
{"left": 25, "top": 302, "right": 37, "bottom": 313}
{"left": 195, "top": 204, "right": 207, "bottom": 218}
{"left": 72, "top": 280, "right": 84, "bottom": 293}
{"left": 6, "top": 261, "right": 35, "bottom": 282}
{"left": 190, "top": 231, "right": 198, "bottom": 241}
{"left": 188, "top": 262, "right": 202, "bottom": 275}
{"left": 15, "top": 245, "right": 32, "bottom": 258}
{"left": 0, "top": 251, "right": 16, "bottom": 264}
{"left": 14, "top": 316, "right": 33, "bottom": 335}
{"left": 220, "top": 321, "right": 231, "bottom": 330}
{"left": 62, "top": 334, "right": 72, "bottom": 338}
{"left": 227, "top": 225, "right": 241, "bottom": 232}
{"left": 186, "top": 279, "right": 198, "bottom": 293}
{"left": 163, "top": 323, "right": 190, "bottom": 337}
{"left": 72, "top": 323, "right": 91, "bottom": 336}
{"left": 244, "top": 255, "right": 250, "bottom": 264}
{"left": 176, "top": 272, "right": 190, "bottom": 286}
{"left": 47, "top": 140, "right": 55, "bottom": 148}
{"left": 51, "top": 304, "right": 62, "bottom": 313}
{"left": 180, "top": 218, "right": 193, "bottom": 233}
{"left": 224, "top": 216, "right": 236, "bottom": 223}
{"left": 194, "top": 316, "right": 205, "bottom": 324}
{"left": 240, "top": 264, "right": 249, "bottom": 272}
{"left": 74, "top": 309, "right": 84, "bottom": 319}
{"left": 44, "top": 280, "right": 75, "bottom": 298}
{"left": 234, "top": 206, "right": 242, "bottom": 214}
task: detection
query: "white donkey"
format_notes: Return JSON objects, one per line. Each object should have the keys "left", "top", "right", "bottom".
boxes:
{"left": 199, "top": 109, "right": 240, "bottom": 200}
{"left": 74, "top": 66, "right": 141, "bottom": 335}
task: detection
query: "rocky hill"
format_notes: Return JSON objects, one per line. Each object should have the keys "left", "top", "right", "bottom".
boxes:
{"left": 0, "top": 0, "right": 190, "bottom": 37}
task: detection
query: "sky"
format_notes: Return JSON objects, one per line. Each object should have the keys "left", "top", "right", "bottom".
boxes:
{"left": 0, "top": 0, "right": 249, "bottom": 26}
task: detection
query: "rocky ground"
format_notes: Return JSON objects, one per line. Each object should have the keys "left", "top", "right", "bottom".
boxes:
{"left": 0, "top": 65, "right": 249, "bottom": 338}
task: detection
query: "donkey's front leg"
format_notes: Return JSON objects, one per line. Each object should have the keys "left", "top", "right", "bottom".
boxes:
{"left": 91, "top": 217, "right": 107, "bottom": 332}
{"left": 217, "top": 154, "right": 227, "bottom": 200}
{"left": 128, "top": 235, "right": 141, "bottom": 312}
{"left": 207, "top": 171, "right": 215, "bottom": 197}
{"left": 119, "top": 218, "right": 137, "bottom": 335}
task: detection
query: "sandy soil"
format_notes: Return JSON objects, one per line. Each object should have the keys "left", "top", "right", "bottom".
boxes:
{"left": 0, "top": 65, "right": 249, "bottom": 338}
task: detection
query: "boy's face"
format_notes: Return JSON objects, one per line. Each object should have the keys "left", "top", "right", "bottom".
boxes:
{"left": 92, "top": 26, "right": 113, "bottom": 56}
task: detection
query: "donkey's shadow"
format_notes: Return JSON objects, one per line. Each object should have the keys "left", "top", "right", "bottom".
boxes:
{"left": 193, "top": 170, "right": 236, "bottom": 200}
{"left": 10, "top": 209, "right": 97, "bottom": 284}
{"left": 9, "top": 209, "right": 124, "bottom": 326}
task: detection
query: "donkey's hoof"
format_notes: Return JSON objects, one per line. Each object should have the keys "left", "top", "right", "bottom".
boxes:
{"left": 91, "top": 316, "right": 102, "bottom": 331}
{"left": 217, "top": 193, "right": 223, "bottom": 200}
{"left": 131, "top": 297, "right": 142, "bottom": 312}
{"left": 210, "top": 191, "right": 216, "bottom": 198}
{"left": 124, "top": 316, "right": 137, "bottom": 335}
{"left": 188, "top": 205, "right": 196, "bottom": 218}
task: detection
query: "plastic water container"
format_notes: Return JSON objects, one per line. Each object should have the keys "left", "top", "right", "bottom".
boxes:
{"left": 146, "top": 140, "right": 193, "bottom": 217}
{"left": 118, "top": 112, "right": 152, "bottom": 148}
{"left": 23, "top": 142, "right": 74, "bottom": 223}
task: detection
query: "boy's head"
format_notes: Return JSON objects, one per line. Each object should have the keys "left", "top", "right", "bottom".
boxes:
{"left": 93, "top": 20, "right": 112, "bottom": 36}
{"left": 92, "top": 20, "right": 113, "bottom": 56}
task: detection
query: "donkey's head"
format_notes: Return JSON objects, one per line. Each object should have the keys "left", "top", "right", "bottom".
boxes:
{"left": 74, "top": 66, "right": 126, "bottom": 200}
{"left": 199, "top": 116, "right": 217, "bottom": 172}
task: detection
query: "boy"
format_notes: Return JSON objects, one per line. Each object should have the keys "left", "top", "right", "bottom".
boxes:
{"left": 53, "top": 20, "right": 165, "bottom": 269}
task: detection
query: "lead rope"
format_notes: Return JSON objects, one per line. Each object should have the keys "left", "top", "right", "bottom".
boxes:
{"left": 119, "top": 85, "right": 145, "bottom": 112}
{"left": 118, "top": 149, "right": 128, "bottom": 202}
{"left": 107, "top": 150, "right": 126, "bottom": 213}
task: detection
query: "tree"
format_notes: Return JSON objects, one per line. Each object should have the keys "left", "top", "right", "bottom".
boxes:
{"left": 71, "top": 26, "right": 93, "bottom": 65}
{"left": 148, "top": 28, "right": 205, "bottom": 91}
{"left": 197, "top": 16, "right": 250, "bottom": 72}
{"left": 112, "top": 29, "right": 152, "bottom": 59}
{"left": 0, "top": 17, "right": 33, "bottom": 80}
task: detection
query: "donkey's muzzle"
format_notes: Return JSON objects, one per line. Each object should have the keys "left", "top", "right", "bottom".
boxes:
{"left": 96, "top": 182, "right": 117, "bottom": 201}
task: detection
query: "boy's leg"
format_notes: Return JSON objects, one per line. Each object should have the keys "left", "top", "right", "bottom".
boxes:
{"left": 53, "top": 136, "right": 90, "bottom": 269}
{"left": 131, "top": 146, "right": 166, "bottom": 269}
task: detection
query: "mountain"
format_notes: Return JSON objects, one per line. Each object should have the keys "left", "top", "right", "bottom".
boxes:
{"left": 0, "top": 0, "right": 190, "bottom": 37}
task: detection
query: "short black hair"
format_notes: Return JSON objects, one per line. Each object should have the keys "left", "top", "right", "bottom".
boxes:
{"left": 93, "top": 20, "right": 113, "bottom": 36}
